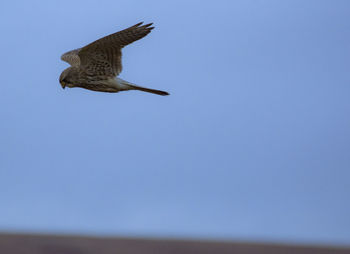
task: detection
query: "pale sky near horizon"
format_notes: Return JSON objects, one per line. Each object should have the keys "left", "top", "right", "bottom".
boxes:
{"left": 0, "top": 0, "right": 350, "bottom": 246}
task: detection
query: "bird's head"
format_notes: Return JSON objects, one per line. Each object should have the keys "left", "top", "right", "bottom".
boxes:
{"left": 59, "top": 67, "right": 77, "bottom": 89}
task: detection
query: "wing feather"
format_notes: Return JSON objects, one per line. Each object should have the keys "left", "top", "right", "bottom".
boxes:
{"left": 78, "top": 22, "right": 154, "bottom": 77}
{"left": 60, "top": 49, "right": 81, "bottom": 67}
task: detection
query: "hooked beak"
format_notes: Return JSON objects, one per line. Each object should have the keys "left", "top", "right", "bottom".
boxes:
{"left": 60, "top": 81, "right": 66, "bottom": 89}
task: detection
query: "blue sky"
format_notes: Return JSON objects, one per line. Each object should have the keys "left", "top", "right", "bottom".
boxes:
{"left": 0, "top": 0, "right": 350, "bottom": 246}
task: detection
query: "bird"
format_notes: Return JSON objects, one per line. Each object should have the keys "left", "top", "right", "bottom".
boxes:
{"left": 59, "top": 22, "right": 169, "bottom": 96}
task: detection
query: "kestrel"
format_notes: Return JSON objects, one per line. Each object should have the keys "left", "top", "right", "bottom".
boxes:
{"left": 59, "top": 22, "right": 169, "bottom": 96}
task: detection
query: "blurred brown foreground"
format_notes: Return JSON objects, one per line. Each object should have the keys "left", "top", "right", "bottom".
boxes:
{"left": 0, "top": 233, "right": 349, "bottom": 254}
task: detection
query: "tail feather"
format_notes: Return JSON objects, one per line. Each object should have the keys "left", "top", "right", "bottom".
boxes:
{"left": 128, "top": 84, "right": 169, "bottom": 96}
{"left": 117, "top": 78, "right": 169, "bottom": 96}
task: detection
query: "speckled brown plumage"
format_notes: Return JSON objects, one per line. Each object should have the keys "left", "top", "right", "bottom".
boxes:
{"left": 59, "top": 22, "right": 169, "bottom": 96}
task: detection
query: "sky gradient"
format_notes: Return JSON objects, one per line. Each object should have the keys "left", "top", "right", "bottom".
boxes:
{"left": 0, "top": 0, "right": 350, "bottom": 246}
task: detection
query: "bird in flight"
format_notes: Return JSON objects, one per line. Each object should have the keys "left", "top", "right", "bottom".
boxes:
{"left": 59, "top": 22, "right": 169, "bottom": 96}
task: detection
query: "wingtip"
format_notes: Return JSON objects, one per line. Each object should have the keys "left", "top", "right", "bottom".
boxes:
{"left": 134, "top": 22, "right": 144, "bottom": 27}
{"left": 140, "top": 23, "right": 154, "bottom": 32}
{"left": 135, "top": 22, "right": 154, "bottom": 29}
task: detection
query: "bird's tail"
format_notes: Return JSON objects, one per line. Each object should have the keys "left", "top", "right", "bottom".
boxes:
{"left": 117, "top": 78, "right": 169, "bottom": 96}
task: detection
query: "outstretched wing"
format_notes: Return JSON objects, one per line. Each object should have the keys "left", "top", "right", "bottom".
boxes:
{"left": 61, "top": 48, "right": 81, "bottom": 67}
{"left": 78, "top": 22, "right": 154, "bottom": 77}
